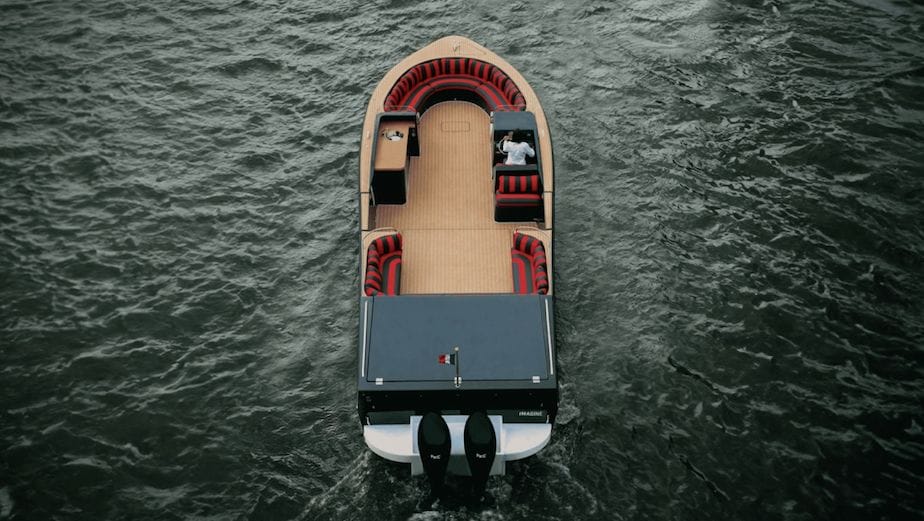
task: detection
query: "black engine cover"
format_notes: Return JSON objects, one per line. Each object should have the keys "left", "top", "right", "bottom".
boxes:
{"left": 464, "top": 411, "right": 497, "bottom": 488}
{"left": 417, "top": 412, "right": 451, "bottom": 495}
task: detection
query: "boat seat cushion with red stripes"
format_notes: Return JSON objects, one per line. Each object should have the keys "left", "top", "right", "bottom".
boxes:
{"left": 511, "top": 232, "right": 549, "bottom": 295}
{"left": 511, "top": 251, "right": 535, "bottom": 293}
{"left": 497, "top": 174, "right": 541, "bottom": 194}
{"left": 495, "top": 173, "right": 542, "bottom": 210}
{"left": 385, "top": 58, "right": 526, "bottom": 112}
{"left": 496, "top": 192, "right": 542, "bottom": 207}
{"left": 364, "top": 233, "right": 402, "bottom": 296}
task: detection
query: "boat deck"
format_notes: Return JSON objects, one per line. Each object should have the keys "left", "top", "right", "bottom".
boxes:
{"left": 376, "top": 102, "right": 517, "bottom": 294}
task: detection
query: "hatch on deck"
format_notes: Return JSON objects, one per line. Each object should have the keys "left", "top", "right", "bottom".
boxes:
{"left": 359, "top": 294, "right": 554, "bottom": 387}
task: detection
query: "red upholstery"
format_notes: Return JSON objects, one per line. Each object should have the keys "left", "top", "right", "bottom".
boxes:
{"left": 496, "top": 193, "right": 542, "bottom": 207}
{"left": 498, "top": 174, "right": 541, "bottom": 194}
{"left": 384, "top": 58, "right": 527, "bottom": 112}
{"left": 511, "top": 232, "right": 548, "bottom": 294}
{"left": 495, "top": 172, "right": 543, "bottom": 221}
{"left": 364, "top": 233, "right": 403, "bottom": 296}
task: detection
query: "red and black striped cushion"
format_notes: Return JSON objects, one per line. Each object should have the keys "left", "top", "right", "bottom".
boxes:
{"left": 364, "top": 259, "right": 382, "bottom": 294}
{"left": 364, "top": 233, "right": 403, "bottom": 296}
{"left": 511, "top": 251, "right": 535, "bottom": 294}
{"left": 497, "top": 174, "right": 541, "bottom": 194}
{"left": 438, "top": 57, "right": 472, "bottom": 76}
{"left": 496, "top": 193, "right": 541, "bottom": 207}
{"left": 511, "top": 232, "right": 548, "bottom": 295}
{"left": 513, "top": 232, "right": 541, "bottom": 255}
{"left": 401, "top": 76, "right": 483, "bottom": 110}
{"left": 369, "top": 233, "right": 402, "bottom": 255}
{"left": 534, "top": 267, "right": 549, "bottom": 294}
{"left": 384, "top": 59, "right": 526, "bottom": 112}
{"left": 532, "top": 245, "right": 547, "bottom": 270}
{"left": 393, "top": 76, "right": 511, "bottom": 112}
{"left": 474, "top": 83, "right": 507, "bottom": 110}
{"left": 471, "top": 60, "right": 490, "bottom": 81}
{"left": 379, "top": 251, "right": 402, "bottom": 296}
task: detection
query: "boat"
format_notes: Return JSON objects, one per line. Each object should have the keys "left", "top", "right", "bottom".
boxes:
{"left": 357, "top": 36, "right": 556, "bottom": 493}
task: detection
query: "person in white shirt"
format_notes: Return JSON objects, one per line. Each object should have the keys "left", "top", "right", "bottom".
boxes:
{"left": 500, "top": 131, "right": 535, "bottom": 165}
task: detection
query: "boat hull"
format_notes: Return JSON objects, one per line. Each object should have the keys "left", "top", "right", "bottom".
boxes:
{"left": 357, "top": 36, "right": 556, "bottom": 479}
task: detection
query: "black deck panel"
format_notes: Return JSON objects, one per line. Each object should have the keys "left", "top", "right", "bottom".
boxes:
{"left": 492, "top": 111, "right": 537, "bottom": 132}
{"left": 365, "top": 294, "right": 551, "bottom": 383}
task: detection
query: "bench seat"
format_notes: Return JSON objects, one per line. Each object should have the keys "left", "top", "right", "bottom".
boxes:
{"left": 495, "top": 170, "right": 543, "bottom": 222}
{"left": 511, "top": 232, "right": 548, "bottom": 295}
{"left": 385, "top": 58, "right": 526, "bottom": 113}
{"left": 364, "top": 233, "right": 403, "bottom": 296}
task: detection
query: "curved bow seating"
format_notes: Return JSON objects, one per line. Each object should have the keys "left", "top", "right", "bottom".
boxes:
{"left": 364, "top": 233, "right": 403, "bottom": 296}
{"left": 384, "top": 58, "right": 527, "bottom": 113}
{"left": 511, "top": 232, "right": 548, "bottom": 295}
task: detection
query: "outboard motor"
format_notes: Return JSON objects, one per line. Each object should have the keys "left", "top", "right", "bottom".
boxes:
{"left": 418, "top": 412, "right": 451, "bottom": 496}
{"left": 464, "top": 411, "right": 497, "bottom": 494}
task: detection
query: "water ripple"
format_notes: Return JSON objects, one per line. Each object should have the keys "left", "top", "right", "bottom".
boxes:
{"left": 2, "top": 0, "right": 923, "bottom": 520}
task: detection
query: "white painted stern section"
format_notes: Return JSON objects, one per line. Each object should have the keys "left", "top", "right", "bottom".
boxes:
{"left": 363, "top": 415, "right": 552, "bottom": 476}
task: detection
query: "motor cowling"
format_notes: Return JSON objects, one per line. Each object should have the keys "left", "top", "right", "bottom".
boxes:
{"left": 464, "top": 411, "right": 497, "bottom": 492}
{"left": 418, "top": 412, "right": 451, "bottom": 496}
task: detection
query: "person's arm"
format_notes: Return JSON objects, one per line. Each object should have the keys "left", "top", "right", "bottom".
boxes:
{"left": 526, "top": 144, "right": 535, "bottom": 157}
{"left": 502, "top": 140, "right": 512, "bottom": 152}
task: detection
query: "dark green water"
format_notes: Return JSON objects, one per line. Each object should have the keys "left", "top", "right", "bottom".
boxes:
{"left": 2, "top": 1, "right": 923, "bottom": 520}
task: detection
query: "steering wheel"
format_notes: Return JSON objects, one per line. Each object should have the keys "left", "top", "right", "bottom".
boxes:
{"left": 496, "top": 136, "right": 508, "bottom": 155}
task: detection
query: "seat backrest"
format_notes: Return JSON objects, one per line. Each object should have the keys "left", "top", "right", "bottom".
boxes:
{"left": 365, "top": 233, "right": 403, "bottom": 296}
{"left": 385, "top": 59, "right": 526, "bottom": 112}
{"left": 511, "top": 232, "right": 548, "bottom": 295}
{"left": 497, "top": 174, "right": 541, "bottom": 194}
